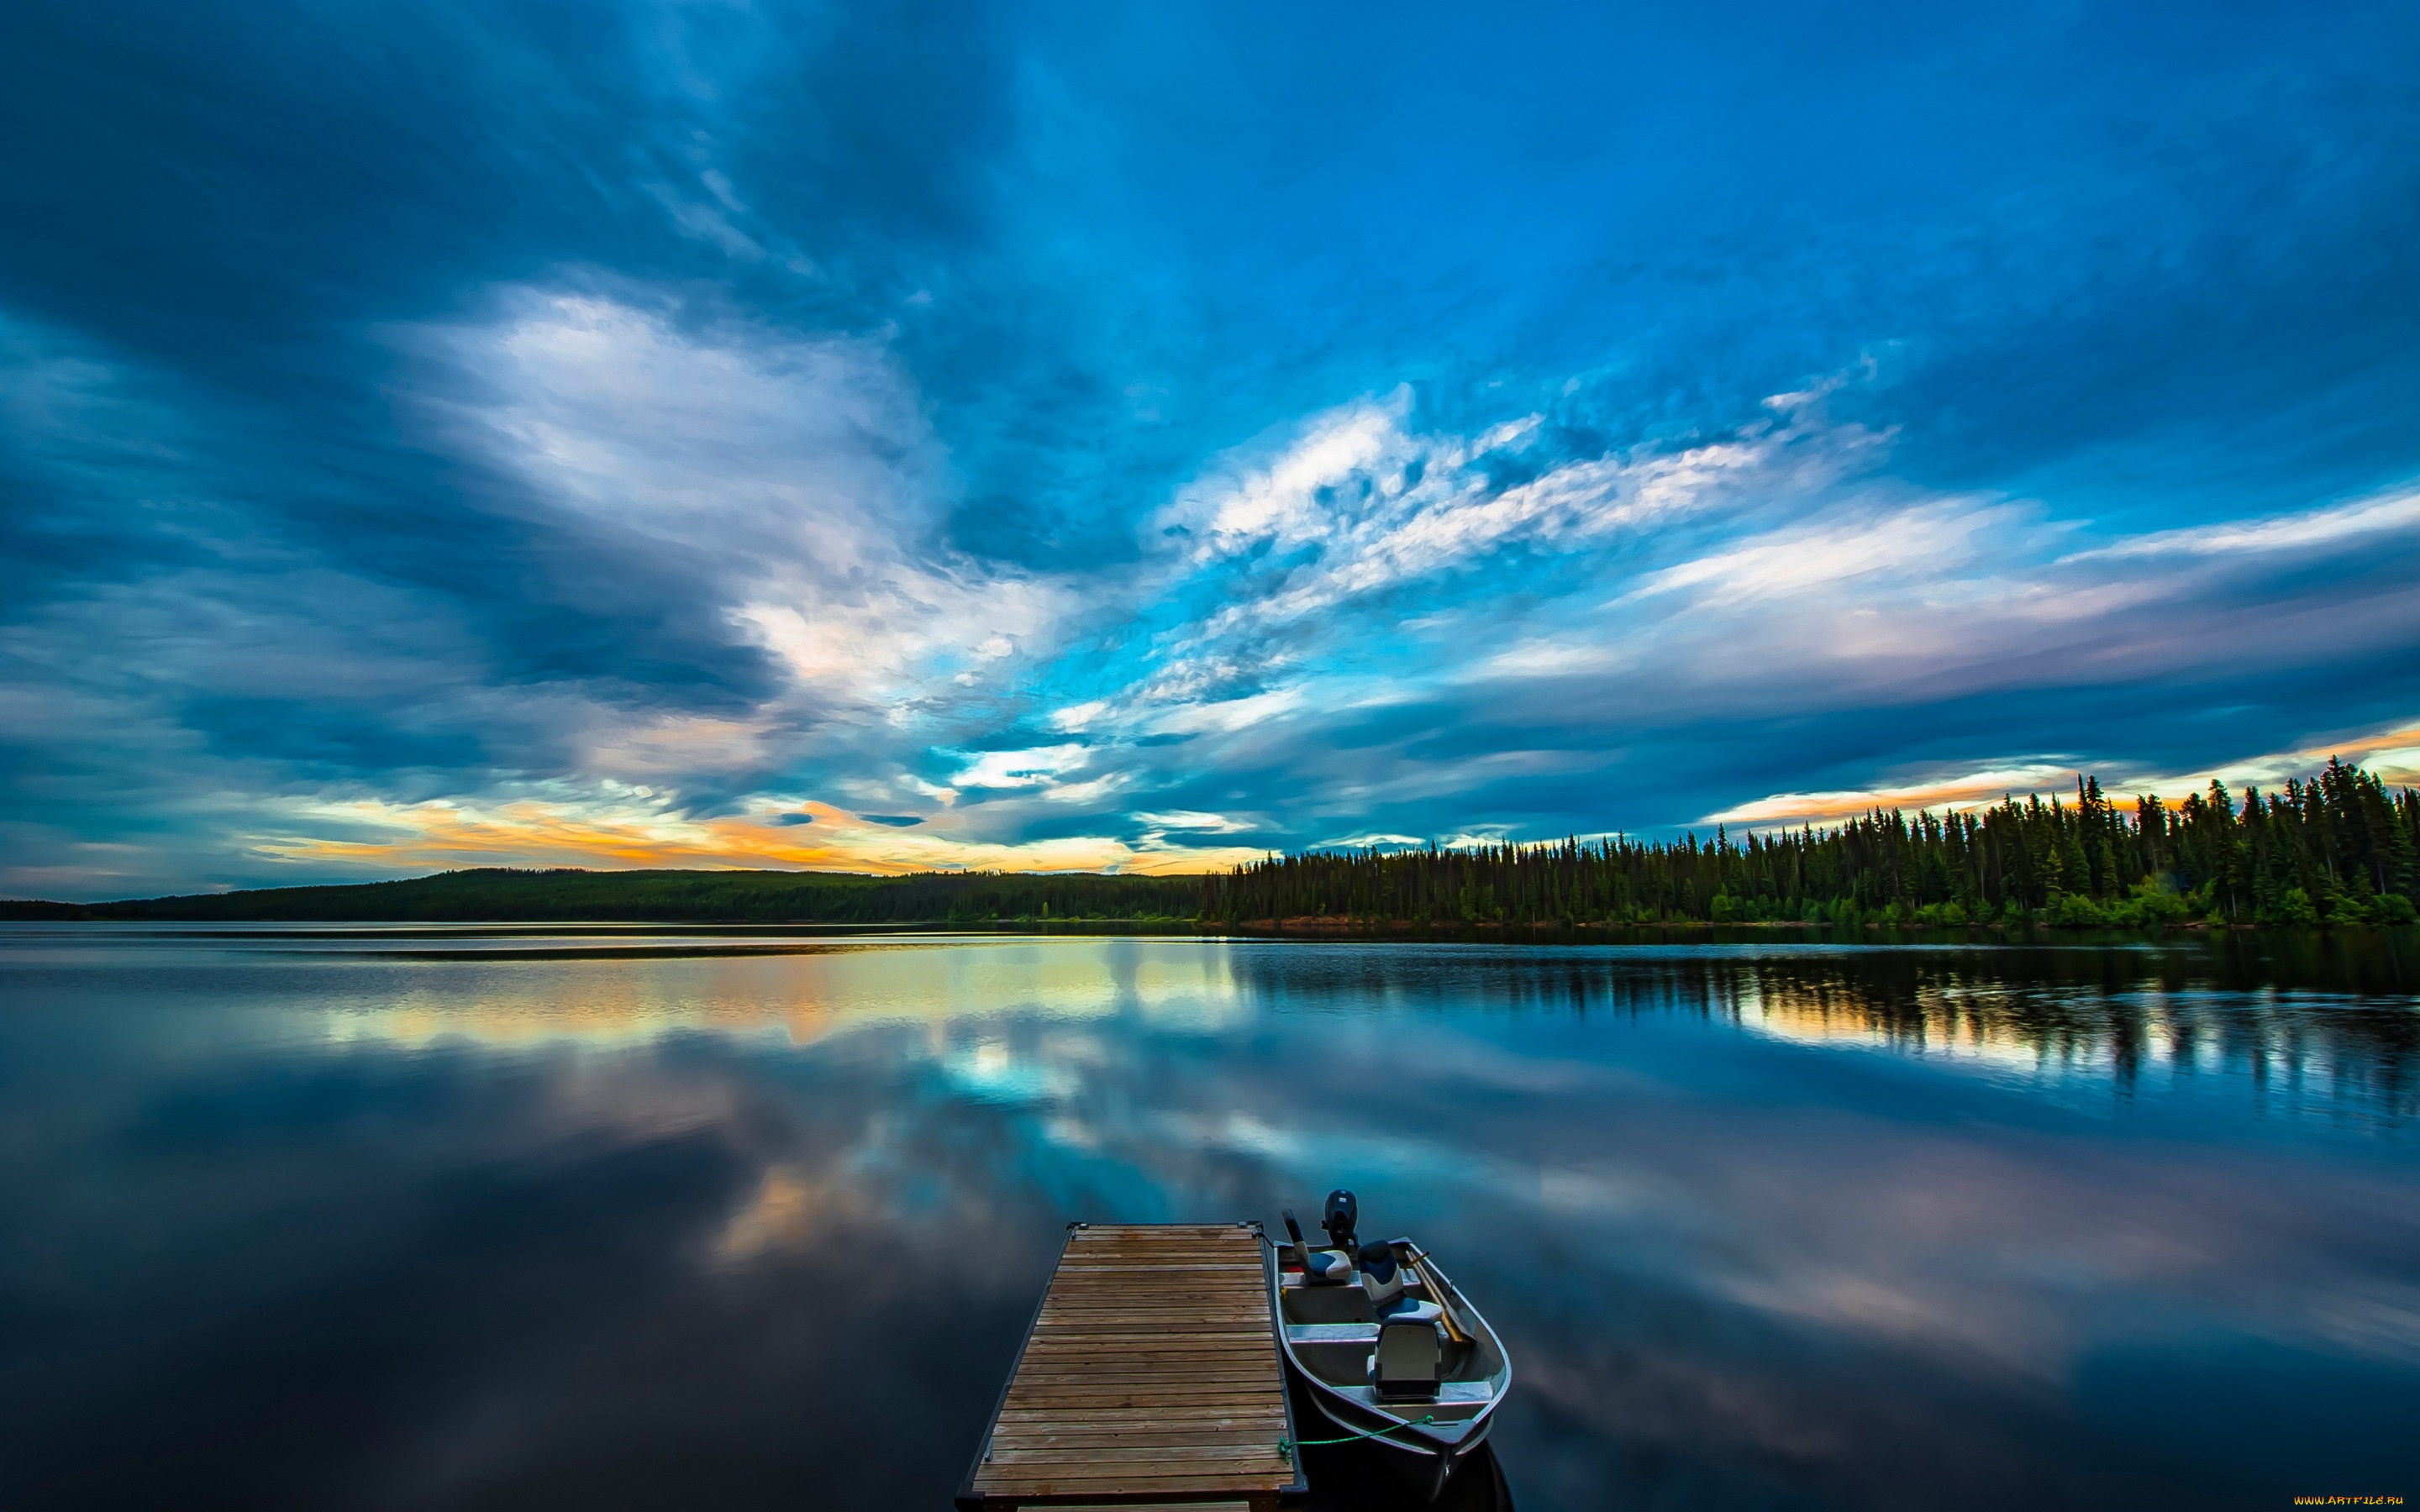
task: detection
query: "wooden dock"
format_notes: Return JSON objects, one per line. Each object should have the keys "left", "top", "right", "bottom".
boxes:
{"left": 956, "top": 1222, "right": 1307, "bottom": 1510}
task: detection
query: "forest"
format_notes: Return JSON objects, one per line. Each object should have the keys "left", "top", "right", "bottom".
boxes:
{"left": 1203, "top": 759, "right": 2420, "bottom": 930}
{"left": 8, "top": 760, "right": 2415, "bottom": 930}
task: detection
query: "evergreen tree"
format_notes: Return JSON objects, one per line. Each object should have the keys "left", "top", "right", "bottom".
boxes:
{"left": 1203, "top": 761, "right": 2420, "bottom": 932}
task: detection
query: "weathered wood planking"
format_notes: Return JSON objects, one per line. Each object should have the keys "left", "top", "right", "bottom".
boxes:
{"left": 956, "top": 1223, "right": 1307, "bottom": 1510}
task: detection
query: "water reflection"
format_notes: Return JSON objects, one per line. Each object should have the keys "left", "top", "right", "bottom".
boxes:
{"left": 1738, "top": 959, "right": 2420, "bottom": 1122}
{"left": 0, "top": 929, "right": 2414, "bottom": 1510}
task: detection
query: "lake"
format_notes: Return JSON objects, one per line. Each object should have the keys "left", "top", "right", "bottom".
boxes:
{"left": 2, "top": 926, "right": 2415, "bottom": 1509}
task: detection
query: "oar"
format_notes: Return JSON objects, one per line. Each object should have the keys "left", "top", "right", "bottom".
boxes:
{"left": 1402, "top": 1246, "right": 1472, "bottom": 1345}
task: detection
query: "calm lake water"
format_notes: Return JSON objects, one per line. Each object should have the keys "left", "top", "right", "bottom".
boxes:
{"left": 2, "top": 926, "right": 2416, "bottom": 1510}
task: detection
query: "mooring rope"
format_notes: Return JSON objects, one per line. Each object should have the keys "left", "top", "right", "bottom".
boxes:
{"left": 1279, "top": 1413, "right": 1439, "bottom": 1461}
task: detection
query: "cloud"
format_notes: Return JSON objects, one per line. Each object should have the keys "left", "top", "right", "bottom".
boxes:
{"left": 4, "top": 0, "right": 2420, "bottom": 895}
{"left": 1623, "top": 500, "right": 2010, "bottom": 608}
{"left": 2069, "top": 485, "right": 2420, "bottom": 561}
{"left": 407, "top": 290, "right": 1071, "bottom": 729}
{"left": 951, "top": 744, "right": 1090, "bottom": 790}
{"left": 971, "top": 375, "right": 2420, "bottom": 858}
{"left": 1707, "top": 764, "right": 2089, "bottom": 826}
{"left": 1128, "top": 811, "right": 1253, "bottom": 832}
{"left": 244, "top": 788, "right": 1256, "bottom": 878}
{"left": 9, "top": 309, "right": 2418, "bottom": 899}
{"left": 1150, "top": 386, "right": 1887, "bottom": 644}
{"left": 1709, "top": 725, "right": 2420, "bottom": 827}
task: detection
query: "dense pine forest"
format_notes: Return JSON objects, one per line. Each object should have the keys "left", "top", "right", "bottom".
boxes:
{"left": 1205, "top": 759, "right": 2420, "bottom": 930}
{"left": 8, "top": 760, "right": 2415, "bottom": 930}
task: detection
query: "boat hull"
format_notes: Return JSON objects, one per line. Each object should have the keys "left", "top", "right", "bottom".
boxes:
{"left": 1292, "top": 1382, "right": 1490, "bottom": 1500}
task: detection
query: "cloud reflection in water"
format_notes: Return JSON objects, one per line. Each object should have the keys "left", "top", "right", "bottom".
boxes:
{"left": 0, "top": 931, "right": 2414, "bottom": 1509}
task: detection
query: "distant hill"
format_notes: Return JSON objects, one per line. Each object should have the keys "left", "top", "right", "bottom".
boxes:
{"left": 0, "top": 867, "right": 1210, "bottom": 923}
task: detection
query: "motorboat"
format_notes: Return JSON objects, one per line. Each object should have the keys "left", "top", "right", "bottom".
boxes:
{"left": 1271, "top": 1190, "right": 1512, "bottom": 1501}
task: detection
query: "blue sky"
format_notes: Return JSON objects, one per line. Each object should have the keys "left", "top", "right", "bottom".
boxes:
{"left": 5, "top": 0, "right": 2419, "bottom": 896}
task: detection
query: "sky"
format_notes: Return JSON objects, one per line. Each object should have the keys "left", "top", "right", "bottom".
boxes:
{"left": 5, "top": 0, "right": 2420, "bottom": 898}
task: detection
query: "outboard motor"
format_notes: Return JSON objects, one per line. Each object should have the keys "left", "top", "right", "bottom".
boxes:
{"left": 1321, "top": 1189, "right": 1359, "bottom": 1255}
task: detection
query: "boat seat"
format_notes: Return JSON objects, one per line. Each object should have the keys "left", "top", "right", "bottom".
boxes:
{"left": 1282, "top": 1280, "right": 1376, "bottom": 1325}
{"left": 1300, "top": 1247, "right": 1355, "bottom": 1285}
{"left": 1351, "top": 1241, "right": 1444, "bottom": 1326}
{"left": 1368, "top": 1317, "right": 1442, "bottom": 1403}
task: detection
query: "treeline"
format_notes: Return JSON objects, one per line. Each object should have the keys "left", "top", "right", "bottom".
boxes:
{"left": 1206, "top": 759, "right": 2420, "bottom": 930}
{"left": 11, "top": 761, "right": 2416, "bottom": 930}
{"left": 2, "top": 867, "right": 1202, "bottom": 923}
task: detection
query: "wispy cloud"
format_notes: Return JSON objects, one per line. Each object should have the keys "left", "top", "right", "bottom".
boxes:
{"left": 3, "top": 0, "right": 2418, "bottom": 895}
{"left": 951, "top": 745, "right": 1090, "bottom": 789}
{"left": 1623, "top": 500, "right": 2012, "bottom": 607}
{"left": 1708, "top": 723, "right": 2420, "bottom": 827}
{"left": 251, "top": 788, "right": 1258, "bottom": 877}
{"left": 2069, "top": 486, "right": 2420, "bottom": 561}
{"left": 1151, "top": 386, "right": 1886, "bottom": 640}
{"left": 408, "top": 290, "right": 1072, "bottom": 727}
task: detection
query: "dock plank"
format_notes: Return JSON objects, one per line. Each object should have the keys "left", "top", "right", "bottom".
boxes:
{"left": 958, "top": 1223, "right": 1304, "bottom": 1510}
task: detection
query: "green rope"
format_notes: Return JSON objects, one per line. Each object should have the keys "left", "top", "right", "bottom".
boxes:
{"left": 1279, "top": 1414, "right": 1439, "bottom": 1461}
